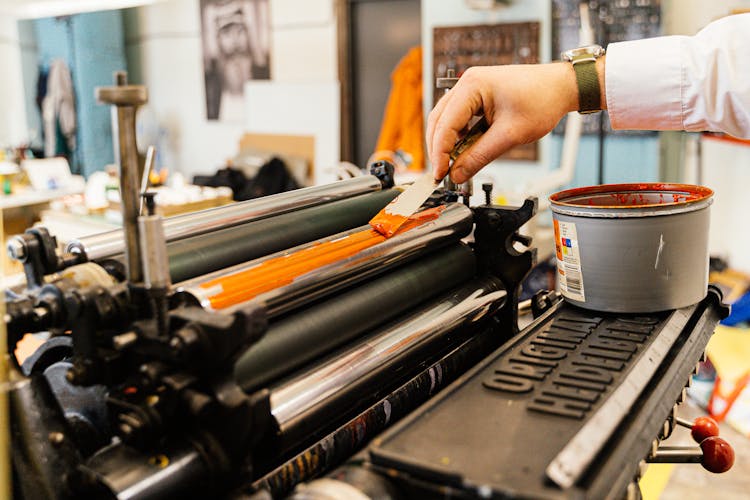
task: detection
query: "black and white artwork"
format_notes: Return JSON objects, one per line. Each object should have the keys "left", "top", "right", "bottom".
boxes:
{"left": 200, "top": 0, "right": 270, "bottom": 122}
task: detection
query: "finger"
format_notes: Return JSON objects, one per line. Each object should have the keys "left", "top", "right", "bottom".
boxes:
{"left": 429, "top": 77, "right": 485, "bottom": 180}
{"left": 425, "top": 92, "right": 451, "bottom": 152}
{"left": 425, "top": 92, "right": 453, "bottom": 172}
{"left": 450, "top": 123, "right": 518, "bottom": 183}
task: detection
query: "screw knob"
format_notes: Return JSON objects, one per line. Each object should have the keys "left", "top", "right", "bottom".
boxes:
{"left": 675, "top": 415, "right": 721, "bottom": 443}
{"left": 700, "top": 436, "right": 734, "bottom": 473}
{"left": 691, "top": 416, "right": 720, "bottom": 443}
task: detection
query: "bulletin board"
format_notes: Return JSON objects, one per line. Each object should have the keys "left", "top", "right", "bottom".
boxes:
{"left": 433, "top": 22, "right": 541, "bottom": 161}
{"left": 552, "top": 0, "right": 662, "bottom": 135}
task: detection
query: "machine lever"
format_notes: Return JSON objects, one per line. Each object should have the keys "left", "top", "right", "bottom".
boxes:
{"left": 647, "top": 437, "right": 734, "bottom": 473}
{"left": 674, "top": 415, "right": 720, "bottom": 443}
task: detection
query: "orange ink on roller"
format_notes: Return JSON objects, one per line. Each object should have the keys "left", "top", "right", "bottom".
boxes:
{"left": 197, "top": 206, "right": 445, "bottom": 309}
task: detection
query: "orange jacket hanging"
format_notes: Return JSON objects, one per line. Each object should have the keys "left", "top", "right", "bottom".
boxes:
{"left": 375, "top": 46, "right": 425, "bottom": 171}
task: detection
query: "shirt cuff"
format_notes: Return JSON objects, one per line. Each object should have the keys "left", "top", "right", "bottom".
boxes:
{"left": 605, "top": 36, "right": 684, "bottom": 131}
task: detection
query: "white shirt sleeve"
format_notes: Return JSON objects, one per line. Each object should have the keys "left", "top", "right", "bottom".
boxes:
{"left": 606, "top": 13, "right": 750, "bottom": 138}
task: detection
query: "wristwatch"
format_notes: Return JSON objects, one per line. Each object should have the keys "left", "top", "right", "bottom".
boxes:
{"left": 561, "top": 44, "right": 605, "bottom": 114}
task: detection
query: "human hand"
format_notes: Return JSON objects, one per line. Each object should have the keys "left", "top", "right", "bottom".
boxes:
{"left": 426, "top": 62, "right": 586, "bottom": 183}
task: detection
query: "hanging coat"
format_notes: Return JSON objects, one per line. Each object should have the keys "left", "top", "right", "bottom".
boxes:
{"left": 42, "top": 59, "right": 77, "bottom": 159}
{"left": 374, "top": 46, "right": 425, "bottom": 171}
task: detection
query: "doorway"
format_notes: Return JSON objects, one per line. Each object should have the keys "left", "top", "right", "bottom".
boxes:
{"left": 346, "top": 0, "right": 421, "bottom": 169}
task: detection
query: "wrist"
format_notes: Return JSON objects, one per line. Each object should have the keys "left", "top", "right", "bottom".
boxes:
{"left": 560, "top": 47, "right": 607, "bottom": 113}
{"left": 556, "top": 61, "right": 580, "bottom": 114}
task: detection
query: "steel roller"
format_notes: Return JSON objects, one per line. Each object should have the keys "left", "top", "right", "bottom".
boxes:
{"left": 177, "top": 202, "right": 474, "bottom": 315}
{"left": 270, "top": 276, "right": 507, "bottom": 434}
{"left": 66, "top": 175, "right": 383, "bottom": 261}
{"left": 233, "top": 243, "right": 476, "bottom": 392}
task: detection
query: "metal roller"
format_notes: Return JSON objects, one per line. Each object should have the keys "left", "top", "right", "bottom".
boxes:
{"left": 66, "top": 175, "right": 383, "bottom": 261}
{"left": 144, "top": 188, "right": 398, "bottom": 283}
{"left": 234, "top": 243, "right": 476, "bottom": 392}
{"left": 253, "top": 326, "right": 499, "bottom": 496}
{"left": 178, "top": 202, "right": 474, "bottom": 315}
{"left": 270, "top": 276, "right": 507, "bottom": 434}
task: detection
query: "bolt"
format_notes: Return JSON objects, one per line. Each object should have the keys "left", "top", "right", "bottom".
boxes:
{"left": 482, "top": 183, "right": 493, "bottom": 205}
{"left": 7, "top": 237, "right": 27, "bottom": 261}
{"left": 48, "top": 431, "right": 65, "bottom": 447}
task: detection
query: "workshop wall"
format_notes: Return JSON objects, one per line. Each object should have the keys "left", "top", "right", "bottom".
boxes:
{"left": 0, "top": 17, "right": 29, "bottom": 148}
{"left": 26, "top": 11, "right": 124, "bottom": 177}
{"left": 17, "top": 21, "right": 40, "bottom": 150}
{"left": 124, "top": 0, "right": 338, "bottom": 180}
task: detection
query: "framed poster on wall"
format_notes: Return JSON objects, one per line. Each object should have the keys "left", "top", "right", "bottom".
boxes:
{"left": 200, "top": 0, "right": 271, "bottom": 122}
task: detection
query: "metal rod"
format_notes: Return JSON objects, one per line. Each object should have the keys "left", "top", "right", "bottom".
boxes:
{"left": 115, "top": 107, "right": 141, "bottom": 282}
{"left": 182, "top": 203, "right": 474, "bottom": 315}
{"left": 66, "top": 176, "right": 383, "bottom": 261}
{"left": 95, "top": 73, "right": 148, "bottom": 283}
{"left": 269, "top": 277, "right": 507, "bottom": 431}
{"left": 0, "top": 211, "right": 10, "bottom": 500}
{"left": 674, "top": 416, "right": 695, "bottom": 429}
{"left": 647, "top": 446, "right": 703, "bottom": 464}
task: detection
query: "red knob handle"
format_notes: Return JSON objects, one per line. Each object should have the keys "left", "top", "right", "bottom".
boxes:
{"left": 700, "top": 436, "right": 735, "bottom": 473}
{"left": 691, "top": 416, "right": 720, "bottom": 443}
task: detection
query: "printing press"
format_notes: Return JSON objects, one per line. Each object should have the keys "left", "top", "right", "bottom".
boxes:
{"left": 3, "top": 77, "right": 735, "bottom": 500}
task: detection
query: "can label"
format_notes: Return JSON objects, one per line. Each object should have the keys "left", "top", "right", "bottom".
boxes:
{"left": 553, "top": 219, "right": 585, "bottom": 302}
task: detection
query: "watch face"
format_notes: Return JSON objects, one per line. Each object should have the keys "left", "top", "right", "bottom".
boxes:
{"left": 561, "top": 44, "right": 605, "bottom": 61}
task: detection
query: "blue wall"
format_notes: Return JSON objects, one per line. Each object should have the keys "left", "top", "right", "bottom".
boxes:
{"left": 548, "top": 133, "right": 660, "bottom": 188}
{"left": 34, "top": 12, "right": 126, "bottom": 177}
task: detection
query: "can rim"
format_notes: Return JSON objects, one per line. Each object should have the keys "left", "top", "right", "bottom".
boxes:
{"left": 549, "top": 183, "right": 713, "bottom": 212}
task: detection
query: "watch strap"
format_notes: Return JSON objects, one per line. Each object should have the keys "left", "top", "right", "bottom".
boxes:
{"left": 572, "top": 57, "right": 601, "bottom": 114}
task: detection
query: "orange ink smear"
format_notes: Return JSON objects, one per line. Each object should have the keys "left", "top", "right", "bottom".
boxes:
{"left": 369, "top": 208, "right": 409, "bottom": 238}
{"left": 197, "top": 205, "right": 446, "bottom": 309}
